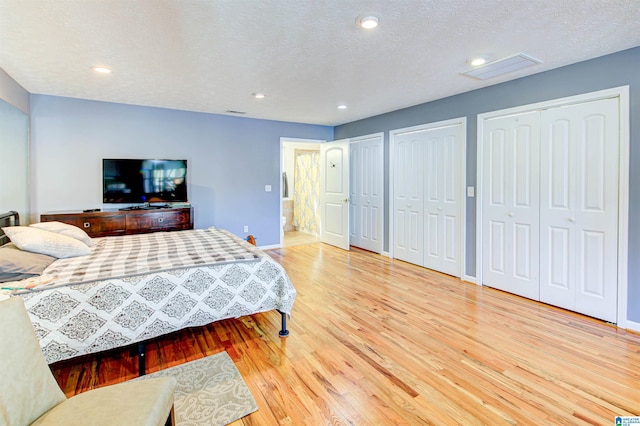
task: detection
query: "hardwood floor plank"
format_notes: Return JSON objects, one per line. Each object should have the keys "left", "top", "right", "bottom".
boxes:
{"left": 50, "top": 243, "right": 640, "bottom": 425}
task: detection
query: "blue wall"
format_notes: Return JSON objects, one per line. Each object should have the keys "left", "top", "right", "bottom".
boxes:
{"left": 335, "top": 46, "right": 640, "bottom": 323}
{"left": 29, "top": 95, "right": 333, "bottom": 245}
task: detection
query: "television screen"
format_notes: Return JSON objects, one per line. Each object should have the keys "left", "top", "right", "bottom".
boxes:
{"left": 103, "top": 159, "right": 188, "bottom": 204}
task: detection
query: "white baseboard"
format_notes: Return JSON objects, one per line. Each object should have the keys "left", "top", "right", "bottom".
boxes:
{"left": 623, "top": 319, "right": 640, "bottom": 333}
{"left": 463, "top": 274, "right": 477, "bottom": 284}
{"left": 259, "top": 244, "right": 280, "bottom": 250}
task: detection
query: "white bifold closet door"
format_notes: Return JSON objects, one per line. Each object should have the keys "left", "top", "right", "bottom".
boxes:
{"left": 393, "top": 122, "right": 463, "bottom": 277}
{"left": 482, "top": 97, "right": 620, "bottom": 322}
{"left": 349, "top": 134, "right": 384, "bottom": 254}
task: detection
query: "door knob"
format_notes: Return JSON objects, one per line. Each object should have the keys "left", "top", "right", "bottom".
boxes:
{"left": 568, "top": 218, "right": 575, "bottom": 222}
{"left": 343, "top": 198, "right": 349, "bottom": 203}
{"left": 508, "top": 213, "right": 514, "bottom": 217}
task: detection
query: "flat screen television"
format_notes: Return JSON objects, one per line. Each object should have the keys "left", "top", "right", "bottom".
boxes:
{"left": 103, "top": 159, "right": 188, "bottom": 204}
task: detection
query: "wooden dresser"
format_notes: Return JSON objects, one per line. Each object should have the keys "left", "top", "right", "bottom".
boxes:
{"left": 40, "top": 207, "right": 193, "bottom": 237}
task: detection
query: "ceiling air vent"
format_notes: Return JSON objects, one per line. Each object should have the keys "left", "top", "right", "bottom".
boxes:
{"left": 460, "top": 53, "right": 542, "bottom": 80}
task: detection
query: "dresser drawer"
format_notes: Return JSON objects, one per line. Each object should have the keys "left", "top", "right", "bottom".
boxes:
{"left": 41, "top": 213, "right": 126, "bottom": 237}
{"left": 125, "top": 209, "right": 192, "bottom": 233}
{"left": 125, "top": 212, "right": 164, "bottom": 231}
{"left": 78, "top": 215, "right": 126, "bottom": 236}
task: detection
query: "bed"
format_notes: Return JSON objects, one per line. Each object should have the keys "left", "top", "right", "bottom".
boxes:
{"left": 0, "top": 211, "right": 296, "bottom": 374}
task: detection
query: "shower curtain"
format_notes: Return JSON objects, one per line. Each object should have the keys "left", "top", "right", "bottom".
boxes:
{"left": 293, "top": 150, "right": 320, "bottom": 235}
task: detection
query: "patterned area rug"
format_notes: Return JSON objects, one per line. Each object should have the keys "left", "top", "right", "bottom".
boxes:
{"left": 133, "top": 352, "right": 258, "bottom": 425}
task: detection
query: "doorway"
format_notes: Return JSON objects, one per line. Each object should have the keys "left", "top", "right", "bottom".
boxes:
{"left": 281, "top": 138, "right": 323, "bottom": 247}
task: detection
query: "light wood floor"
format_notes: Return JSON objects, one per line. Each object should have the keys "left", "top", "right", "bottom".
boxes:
{"left": 51, "top": 243, "right": 640, "bottom": 425}
{"left": 283, "top": 230, "right": 320, "bottom": 247}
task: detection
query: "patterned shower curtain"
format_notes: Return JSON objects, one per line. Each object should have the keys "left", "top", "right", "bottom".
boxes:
{"left": 293, "top": 151, "right": 320, "bottom": 235}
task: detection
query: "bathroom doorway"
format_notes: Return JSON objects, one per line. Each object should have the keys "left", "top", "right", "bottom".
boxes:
{"left": 281, "top": 138, "right": 323, "bottom": 247}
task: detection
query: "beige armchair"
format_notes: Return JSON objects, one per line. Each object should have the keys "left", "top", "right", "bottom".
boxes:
{"left": 0, "top": 297, "right": 176, "bottom": 426}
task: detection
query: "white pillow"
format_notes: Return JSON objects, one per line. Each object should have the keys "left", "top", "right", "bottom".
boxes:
{"left": 1, "top": 226, "right": 91, "bottom": 259}
{"left": 30, "top": 221, "right": 94, "bottom": 247}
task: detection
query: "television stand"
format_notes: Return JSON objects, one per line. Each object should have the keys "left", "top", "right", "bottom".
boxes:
{"left": 40, "top": 207, "right": 193, "bottom": 237}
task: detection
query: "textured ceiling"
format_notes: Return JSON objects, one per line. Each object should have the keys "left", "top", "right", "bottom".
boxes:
{"left": 1, "top": 0, "right": 639, "bottom": 126}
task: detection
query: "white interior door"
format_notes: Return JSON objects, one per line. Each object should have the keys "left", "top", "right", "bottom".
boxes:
{"left": 423, "top": 124, "right": 463, "bottom": 276}
{"left": 350, "top": 134, "right": 383, "bottom": 254}
{"left": 320, "top": 139, "right": 350, "bottom": 250}
{"left": 393, "top": 132, "right": 424, "bottom": 265}
{"left": 392, "top": 120, "right": 464, "bottom": 275}
{"left": 482, "top": 111, "right": 541, "bottom": 300}
{"left": 539, "top": 98, "right": 619, "bottom": 322}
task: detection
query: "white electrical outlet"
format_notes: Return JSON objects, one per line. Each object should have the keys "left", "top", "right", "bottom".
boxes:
{"left": 265, "top": 185, "right": 272, "bottom": 192}
{"left": 244, "top": 225, "right": 249, "bottom": 232}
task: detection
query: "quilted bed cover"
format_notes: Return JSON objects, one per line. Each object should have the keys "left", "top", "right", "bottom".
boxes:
{"left": 6, "top": 228, "right": 296, "bottom": 364}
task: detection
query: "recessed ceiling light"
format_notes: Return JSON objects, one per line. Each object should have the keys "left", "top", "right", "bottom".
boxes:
{"left": 357, "top": 15, "right": 379, "bottom": 29}
{"left": 92, "top": 66, "right": 112, "bottom": 74}
{"left": 252, "top": 93, "right": 265, "bottom": 99}
{"left": 461, "top": 53, "right": 542, "bottom": 80}
{"left": 337, "top": 105, "right": 348, "bottom": 110}
{"left": 467, "top": 56, "right": 488, "bottom": 67}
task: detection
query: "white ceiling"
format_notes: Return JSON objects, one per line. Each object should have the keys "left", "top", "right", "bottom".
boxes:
{"left": 1, "top": 0, "right": 639, "bottom": 126}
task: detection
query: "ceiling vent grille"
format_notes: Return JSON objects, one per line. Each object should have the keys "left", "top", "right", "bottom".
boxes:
{"left": 460, "top": 53, "right": 542, "bottom": 80}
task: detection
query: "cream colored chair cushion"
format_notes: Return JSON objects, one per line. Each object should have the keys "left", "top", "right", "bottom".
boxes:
{"left": 0, "top": 297, "right": 66, "bottom": 426}
{"left": 0, "top": 297, "right": 176, "bottom": 426}
{"left": 31, "top": 377, "right": 176, "bottom": 426}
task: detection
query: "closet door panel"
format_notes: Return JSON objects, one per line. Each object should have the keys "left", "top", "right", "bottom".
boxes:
{"left": 423, "top": 125, "right": 463, "bottom": 276}
{"left": 393, "top": 135, "right": 424, "bottom": 264}
{"left": 540, "top": 98, "right": 619, "bottom": 322}
{"left": 540, "top": 118, "right": 575, "bottom": 308}
{"left": 574, "top": 101, "right": 619, "bottom": 322}
{"left": 350, "top": 136, "right": 384, "bottom": 253}
{"left": 482, "top": 111, "right": 540, "bottom": 300}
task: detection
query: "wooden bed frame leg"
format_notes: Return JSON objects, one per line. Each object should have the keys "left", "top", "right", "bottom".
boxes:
{"left": 278, "top": 310, "right": 289, "bottom": 337}
{"left": 138, "top": 342, "right": 146, "bottom": 376}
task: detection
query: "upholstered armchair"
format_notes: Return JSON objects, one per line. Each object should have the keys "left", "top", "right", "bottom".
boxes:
{"left": 0, "top": 297, "right": 176, "bottom": 426}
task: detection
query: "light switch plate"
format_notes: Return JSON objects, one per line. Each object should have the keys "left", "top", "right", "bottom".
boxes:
{"left": 265, "top": 185, "right": 272, "bottom": 192}
{"left": 467, "top": 186, "right": 475, "bottom": 197}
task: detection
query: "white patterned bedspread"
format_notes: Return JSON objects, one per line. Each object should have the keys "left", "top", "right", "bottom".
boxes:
{"left": 8, "top": 228, "right": 296, "bottom": 364}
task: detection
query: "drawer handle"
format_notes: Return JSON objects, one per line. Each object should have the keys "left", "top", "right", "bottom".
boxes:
{"left": 83, "top": 222, "right": 91, "bottom": 228}
{"left": 158, "top": 217, "right": 164, "bottom": 223}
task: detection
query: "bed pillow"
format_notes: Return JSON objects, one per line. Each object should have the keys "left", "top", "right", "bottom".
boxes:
{"left": 0, "top": 243, "right": 56, "bottom": 282}
{"left": 0, "top": 272, "right": 37, "bottom": 283}
{"left": 30, "top": 221, "right": 94, "bottom": 247}
{"left": 1, "top": 226, "right": 91, "bottom": 259}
